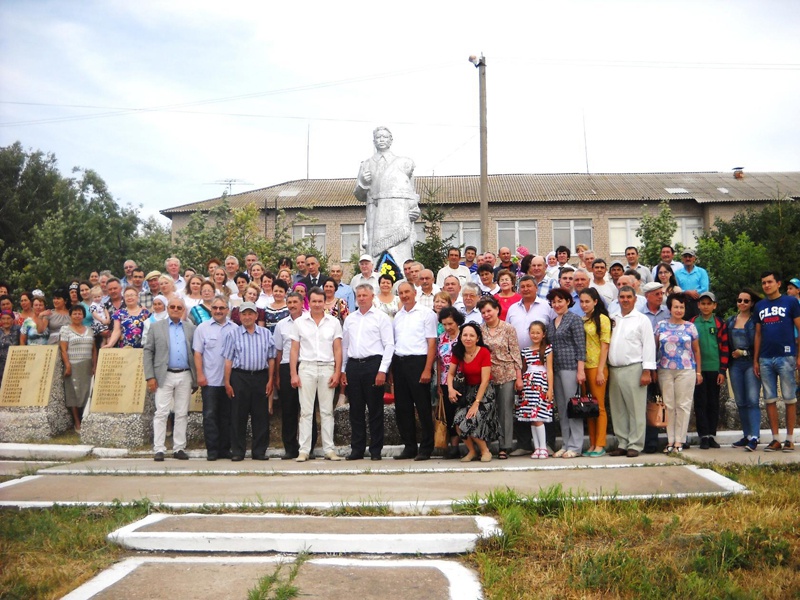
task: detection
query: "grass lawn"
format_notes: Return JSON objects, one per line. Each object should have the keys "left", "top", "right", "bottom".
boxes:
{"left": 0, "top": 463, "right": 798, "bottom": 599}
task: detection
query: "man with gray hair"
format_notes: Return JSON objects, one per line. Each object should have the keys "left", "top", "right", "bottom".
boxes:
{"left": 460, "top": 283, "right": 483, "bottom": 324}
{"left": 341, "top": 283, "right": 395, "bottom": 460}
{"left": 164, "top": 256, "right": 185, "bottom": 294}
{"left": 415, "top": 269, "right": 439, "bottom": 310}
{"left": 144, "top": 296, "right": 196, "bottom": 461}
{"left": 224, "top": 255, "right": 240, "bottom": 294}
{"left": 350, "top": 254, "right": 380, "bottom": 292}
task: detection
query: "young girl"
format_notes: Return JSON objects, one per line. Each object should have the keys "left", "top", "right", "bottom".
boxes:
{"left": 89, "top": 286, "right": 110, "bottom": 336}
{"left": 517, "top": 321, "right": 554, "bottom": 459}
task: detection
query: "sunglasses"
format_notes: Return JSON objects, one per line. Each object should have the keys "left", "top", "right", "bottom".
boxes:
{"left": 212, "top": 307, "right": 227, "bottom": 311}
{"left": 736, "top": 298, "right": 751, "bottom": 304}
{"left": 168, "top": 305, "right": 183, "bottom": 309}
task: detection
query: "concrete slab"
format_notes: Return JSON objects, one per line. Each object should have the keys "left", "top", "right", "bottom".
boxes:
{"left": 39, "top": 452, "right": 683, "bottom": 475}
{"left": 678, "top": 446, "right": 800, "bottom": 465}
{"left": 0, "top": 442, "right": 92, "bottom": 461}
{"left": 0, "top": 464, "right": 746, "bottom": 510}
{"left": 108, "top": 513, "right": 500, "bottom": 554}
{"left": 62, "top": 556, "right": 482, "bottom": 600}
{"left": 0, "top": 460, "right": 60, "bottom": 476}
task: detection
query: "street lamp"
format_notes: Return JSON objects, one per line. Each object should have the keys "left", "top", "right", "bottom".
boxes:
{"left": 468, "top": 54, "right": 489, "bottom": 253}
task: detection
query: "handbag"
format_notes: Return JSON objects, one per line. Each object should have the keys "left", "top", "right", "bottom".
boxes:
{"left": 434, "top": 388, "right": 449, "bottom": 450}
{"left": 567, "top": 385, "right": 600, "bottom": 419}
{"left": 646, "top": 393, "right": 668, "bottom": 428}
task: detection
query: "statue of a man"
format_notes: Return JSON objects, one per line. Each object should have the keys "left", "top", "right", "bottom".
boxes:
{"left": 354, "top": 126, "right": 420, "bottom": 267}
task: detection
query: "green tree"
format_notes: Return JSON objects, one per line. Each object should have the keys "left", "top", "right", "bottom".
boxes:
{"left": 131, "top": 216, "right": 174, "bottom": 273}
{"left": 696, "top": 233, "right": 770, "bottom": 317}
{"left": 704, "top": 194, "right": 800, "bottom": 290}
{"left": 636, "top": 199, "right": 679, "bottom": 267}
{"left": 413, "top": 187, "right": 454, "bottom": 273}
{"left": 174, "top": 198, "right": 231, "bottom": 271}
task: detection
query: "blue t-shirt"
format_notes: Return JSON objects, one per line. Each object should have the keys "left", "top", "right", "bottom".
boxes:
{"left": 755, "top": 295, "right": 800, "bottom": 358}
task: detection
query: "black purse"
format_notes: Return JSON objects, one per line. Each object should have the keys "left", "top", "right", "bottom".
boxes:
{"left": 452, "top": 367, "right": 467, "bottom": 406}
{"left": 567, "top": 385, "right": 600, "bottom": 419}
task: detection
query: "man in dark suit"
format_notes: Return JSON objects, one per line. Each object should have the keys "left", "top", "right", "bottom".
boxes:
{"left": 299, "top": 255, "right": 330, "bottom": 290}
{"left": 143, "top": 297, "right": 197, "bottom": 461}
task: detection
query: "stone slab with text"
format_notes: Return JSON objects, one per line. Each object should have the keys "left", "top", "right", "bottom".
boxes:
{"left": 80, "top": 349, "right": 155, "bottom": 448}
{"left": 0, "top": 346, "right": 72, "bottom": 441}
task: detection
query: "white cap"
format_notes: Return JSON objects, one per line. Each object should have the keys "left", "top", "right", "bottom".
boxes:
{"left": 358, "top": 254, "right": 373, "bottom": 263}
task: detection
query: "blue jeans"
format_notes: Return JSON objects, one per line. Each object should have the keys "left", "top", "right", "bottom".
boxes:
{"left": 729, "top": 359, "right": 761, "bottom": 439}
{"left": 759, "top": 356, "right": 798, "bottom": 404}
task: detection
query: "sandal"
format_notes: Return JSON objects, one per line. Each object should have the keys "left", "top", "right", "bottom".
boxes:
{"left": 663, "top": 445, "right": 674, "bottom": 454}
{"left": 498, "top": 451, "right": 508, "bottom": 460}
{"left": 562, "top": 450, "right": 578, "bottom": 459}
{"left": 537, "top": 448, "right": 549, "bottom": 460}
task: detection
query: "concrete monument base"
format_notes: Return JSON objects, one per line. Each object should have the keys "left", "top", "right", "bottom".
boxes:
{"left": 80, "top": 392, "right": 156, "bottom": 448}
{"left": 0, "top": 354, "right": 72, "bottom": 442}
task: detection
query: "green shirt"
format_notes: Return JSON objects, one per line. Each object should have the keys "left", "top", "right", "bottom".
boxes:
{"left": 695, "top": 315, "right": 719, "bottom": 372}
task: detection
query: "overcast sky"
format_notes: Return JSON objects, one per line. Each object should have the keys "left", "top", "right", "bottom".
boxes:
{"left": 1, "top": 0, "right": 798, "bottom": 223}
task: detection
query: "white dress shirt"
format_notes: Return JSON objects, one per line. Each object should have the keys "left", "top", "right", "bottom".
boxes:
{"left": 341, "top": 306, "right": 395, "bottom": 373}
{"left": 289, "top": 312, "right": 343, "bottom": 363}
{"left": 350, "top": 273, "right": 380, "bottom": 292}
{"left": 393, "top": 302, "right": 438, "bottom": 356}
{"left": 436, "top": 264, "right": 472, "bottom": 287}
{"left": 608, "top": 309, "right": 657, "bottom": 369}
{"left": 506, "top": 297, "right": 556, "bottom": 350}
{"left": 272, "top": 315, "right": 298, "bottom": 364}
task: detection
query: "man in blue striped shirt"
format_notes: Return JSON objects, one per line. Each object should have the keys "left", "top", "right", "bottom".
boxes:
{"left": 223, "top": 302, "right": 276, "bottom": 461}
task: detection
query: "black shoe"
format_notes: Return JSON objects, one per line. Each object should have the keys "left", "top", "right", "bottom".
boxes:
{"left": 154, "top": 452, "right": 164, "bottom": 462}
{"left": 731, "top": 437, "right": 748, "bottom": 448}
{"left": 207, "top": 455, "right": 218, "bottom": 461}
{"left": 370, "top": 454, "right": 382, "bottom": 461}
{"left": 414, "top": 454, "right": 430, "bottom": 461}
{"left": 219, "top": 451, "right": 233, "bottom": 459}
{"left": 173, "top": 450, "right": 189, "bottom": 460}
{"left": 394, "top": 449, "right": 417, "bottom": 460}
{"left": 708, "top": 437, "right": 720, "bottom": 449}
{"left": 642, "top": 447, "right": 657, "bottom": 454}
{"left": 252, "top": 455, "right": 269, "bottom": 461}
{"left": 281, "top": 454, "right": 298, "bottom": 460}
{"left": 346, "top": 453, "right": 364, "bottom": 461}
{"left": 444, "top": 446, "right": 460, "bottom": 459}
{"left": 699, "top": 437, "right": 710, "bottom": 450}
{"left": 231, "top": 455, "right": 244, "bottom": 462}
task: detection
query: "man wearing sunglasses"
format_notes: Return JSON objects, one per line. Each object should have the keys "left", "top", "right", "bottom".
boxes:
{"left": 144, "top": 297, "right": 197, "bottom": 461}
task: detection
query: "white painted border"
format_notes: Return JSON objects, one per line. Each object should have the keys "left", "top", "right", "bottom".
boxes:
{"left": 685, "top": 465, "right": 749, "bottom": 494}
{"left": 0, "top": 474, "right": 41, "bottom": 489}
{"left": 61, "top": 555, "right": 483, "bottom": 600}
{"left": 107, "top": 513, "right": 500, "bottom": 554}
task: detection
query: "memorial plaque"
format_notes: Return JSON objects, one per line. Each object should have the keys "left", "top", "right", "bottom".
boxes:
{"left": 91, "top": 349, "right": 147, "bottom": 413}
{"left": 0, "top": 346, "right": 58, "bottom": 407}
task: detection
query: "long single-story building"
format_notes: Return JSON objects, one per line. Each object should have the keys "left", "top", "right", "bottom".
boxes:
{"left": 162, "top": 171, "right": 799, "bottom": 266}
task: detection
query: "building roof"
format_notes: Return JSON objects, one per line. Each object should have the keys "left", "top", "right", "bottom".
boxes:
{"left": 161, "top": 171, "right": 800, "bottom": 217}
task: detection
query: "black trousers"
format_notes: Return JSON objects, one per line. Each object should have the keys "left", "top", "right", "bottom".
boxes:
{"left": 346, "top": 356, "right": 385, "bottom": 457}
{"left": 392, "top": 355, "right": 434, "bottom": 456}
{"left": 201, "top": 385, "right": 231, "bottom": 459}
{"left": 230, "top": 369, "right": 270, "bottom": 459}
{"left": 694, "top": 371, "right": 721, "bottom": 437}
{"left": 278, "top": 363, "right": 300, "bottom": 456}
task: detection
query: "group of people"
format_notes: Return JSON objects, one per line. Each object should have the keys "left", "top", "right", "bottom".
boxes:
{"left": 1, "top": 243, "right": 798, "bottom": 460}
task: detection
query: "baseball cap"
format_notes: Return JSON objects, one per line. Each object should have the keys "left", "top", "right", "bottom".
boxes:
{"left": 609, "top": 260, "right": 625, "bottom": 269}
{"left": 239, "top": 302, "right": 258, "bottom": 313}
{"left": 681, "top": 249, "right": 696, "bottom": 257}
{"left": 642, "top": 282, "right": 663, "bottom": 294}
{"left": 698, "top": 291, "right": 716, "bottom": 302}
{"left": 788, "top": 278, "right": 800, "bottom": 289}
{"left": 358, "top": 254, "right": 373, "bottom": 263}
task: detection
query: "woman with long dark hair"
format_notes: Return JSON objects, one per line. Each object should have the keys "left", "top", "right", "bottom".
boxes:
{"left": 579, "top": 288, "right": 611, "bottom": 456}
{"left": 447, "top": 322, "right": 498, "bottom": 462}
{"left": 437, "top": 306, "right": 465, "bottom": 458}
{"left": 727, "top": 287, "right": 762, "bottom": 451}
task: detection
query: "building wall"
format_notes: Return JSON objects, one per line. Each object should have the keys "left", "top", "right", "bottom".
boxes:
{"left": 167, "top": 198, "right": 764, "bottom": 275}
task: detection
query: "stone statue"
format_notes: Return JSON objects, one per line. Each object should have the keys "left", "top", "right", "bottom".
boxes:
{"left": 354, "top": 126, "right": 420, "bottom": 267}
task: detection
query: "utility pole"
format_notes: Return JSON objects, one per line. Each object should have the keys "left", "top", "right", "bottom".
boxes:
{"left": 469, "top": 54, "right": 489, "bottom": 253}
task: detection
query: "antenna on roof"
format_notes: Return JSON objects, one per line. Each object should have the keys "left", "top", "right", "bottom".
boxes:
{"left": 204, "top": 179, "right": 253, "bottom": 195}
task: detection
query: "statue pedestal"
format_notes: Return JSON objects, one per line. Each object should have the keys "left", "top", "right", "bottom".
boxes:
{"left": 0, "top": 346, "right": 72, "bottom": 441}
{"left": 333, "top": 403, "right": 406, "bottom": 447}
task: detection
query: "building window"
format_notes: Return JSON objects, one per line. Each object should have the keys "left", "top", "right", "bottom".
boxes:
{"left": 340, "top": 224, "right": 364, "bottom": 261}
{"left": 441, "top": 221, "right": 482, "bottom": 251}
{"left": 674, "top": 217, "right": 703, "bottom": 248}
{"left": 552, "top": 219, "right": 592, "bottom": 252}
{"left": 292, "top": 224, "right": 326, "bottom": 250}
{"left": 497, "top": 220, "right": 538, "bottom": 254}
{"left": 608, "top": 219, "right": 642, "bottom": 255}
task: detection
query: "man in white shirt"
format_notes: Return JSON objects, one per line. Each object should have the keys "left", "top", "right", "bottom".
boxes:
{"left": 392, "top": 281, "right": 438, "bottom": 460}
{"left": 506, "top": 276, "right": 555, "bottom": 353}
{"left": 607, "top": 286, "right": 657, "bottom": 457}
{"left": 651, "top": 244, "right": 684, "bottom": 280}
{"left": 341, "top": 284, "right": 395, "bottom": 461}
{"left": 164, "top": 256, "right": 186, "bottom": 294}
{"left": 415, "top": 269, "right": 440, "bottom": 309}
{"left": 443, "top": 275, "right": 464, "bottom": 311}
{"left": 590, "top": 258, "right": 617, "bottom": 307}
{"left": 224, "top": 255, "right": 240, "bottom": 294}
{"left": 437, "top": 247, "right": 472, "bottom": 287}
{"left": 289, "top": 288, "right": 344, "bottom": 462}
{"left": 607, "top": 274, "right": 647, "bottom": 316}
{"left": 273, "top": 292, "right": 305, "bottom": 460}
{"left": 350, "top": 254, "right": 380, "bottom": 292}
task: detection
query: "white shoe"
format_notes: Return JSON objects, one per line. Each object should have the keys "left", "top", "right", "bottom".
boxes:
{"left": 325, "top": 451, "right": 343, "bottom": 461}
{"left": 296, "top": 453, "right": 308, "bottom": 462}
